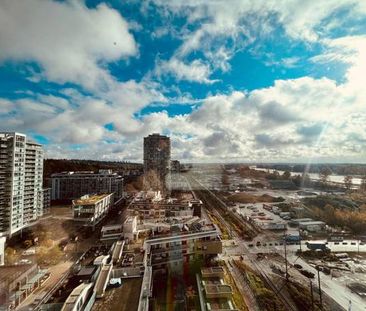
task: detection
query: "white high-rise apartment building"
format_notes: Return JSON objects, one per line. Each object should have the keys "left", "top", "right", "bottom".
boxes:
{"left": 0, "top": 132, "right": 44, "bottom": 237}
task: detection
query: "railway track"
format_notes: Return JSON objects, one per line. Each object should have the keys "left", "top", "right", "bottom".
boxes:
{"left": 185, "top": 173, "right": 299, "bottom": 311}
{"left": 251, "top": 259, "right": 298, "bottom": 311}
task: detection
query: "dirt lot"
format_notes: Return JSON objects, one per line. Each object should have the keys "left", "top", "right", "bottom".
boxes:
{"left": 92, "top": 278, "right": 142, "bottom": 311}
{"left": 228, "top": 193, "right": 284, "bottom": 204}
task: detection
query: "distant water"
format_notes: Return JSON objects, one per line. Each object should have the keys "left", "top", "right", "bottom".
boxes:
{"left": 251, "top": 166, "right": 362, "bottom": 185}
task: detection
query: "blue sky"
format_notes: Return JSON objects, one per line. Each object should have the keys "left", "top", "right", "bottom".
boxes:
{"left": 0, "top": 0, "right": 366, "bottom": 162}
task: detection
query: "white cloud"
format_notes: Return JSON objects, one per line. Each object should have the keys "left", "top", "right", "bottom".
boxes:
{"left": 0, "top": 99, "right": 12, "bottom": 114}
{"left": 147, "top": 76, "right": 366, "bottom": 162}
{"left": 148, "top": 0, "right": 366, "bottom": 72}
{"left": 0, "top": 0, "right": 137, "bottom": 90}
{"left": 10, "top": 73, "right": 364, "bottom": 162}
{"left": 156, "top": 58, "right": 218, "bottom": 84}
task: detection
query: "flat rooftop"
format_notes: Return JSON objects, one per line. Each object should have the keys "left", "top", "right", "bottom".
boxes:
{"left": 92, "top": 278, "right": 142, "bottom": 311}
{"left": 73, "top": 193, "right": 112, "bottom": 205}
{"left": 299, "top": 221, "right": 326, "bottom": 225}
{"left": 0, "top": 264, "right": 35, "bottom": 284}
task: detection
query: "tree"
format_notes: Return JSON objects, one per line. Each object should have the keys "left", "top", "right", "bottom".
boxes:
{"left": 222, "top": 173, "right": 230, "bottom": 185}
{"left": 23, "top": 239, "right": 33, "bottom": 249}
{"left": 361, "top": 175, "right": 366, "bottom": 192}
{"left": 319, "top": 167, "right": 332, "bottom": 187}
{"left": 344, "top": 175, "right": 353, "bottom": 191}
{"left": 282, "top": 170, "right": 291, "bottom": 179}
{"left": 5, "top": 247, "right": 18, "bottom": 265}
{"left": 302, "top": 173, "right": 311, "bottom": 186}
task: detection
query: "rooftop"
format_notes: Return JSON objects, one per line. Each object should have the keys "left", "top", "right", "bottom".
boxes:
{"left": 0, "top": 264, "right": 36, "bottom": 284}
{"left": 61, "top": 283, "right": 93, "bottom": 311}
{"left": 73, "top": 193, "right": 112, "bottom": 205}
{"left": 299, "top": 221, "right": 326, "bottom": 226}
{"left": 52, "top": 171, "right": 121, "bottom": 177}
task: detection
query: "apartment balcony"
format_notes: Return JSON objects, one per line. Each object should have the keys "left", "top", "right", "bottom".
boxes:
{"left": 151, "top": 252, "right": 186, "bottom": 266}
{"left": 195, "top": 240, "right": 223, "bottom": 255}
{"left": 151, "top": 243, "right": 190, "bottom": 255}
{"left": 204, "top": 284, "right": 233, "bottom": 299}
{"left": 201, "top": 267, "right": 225, "bottom": 279}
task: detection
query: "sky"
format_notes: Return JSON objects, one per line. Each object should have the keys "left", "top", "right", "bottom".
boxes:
{"left": 0, "top": 0, "right": 366, "bottom": 163}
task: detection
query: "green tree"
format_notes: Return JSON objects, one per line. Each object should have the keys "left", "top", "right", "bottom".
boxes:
{"left": 282, "top": 170, "right": 291, "bottom": 179}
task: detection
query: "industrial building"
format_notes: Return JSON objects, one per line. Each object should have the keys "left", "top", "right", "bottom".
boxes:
{"left": 289, "top": 218, "right": 313, "bottom": 227}
{"left": 72, "top": 193, "right": 114, "bottom": 229}
{"left": 299, "top": 220, "right": 326, "bottom": 232}
{"left": 0, "top": 132, "right": 44, "bottom": 237}
{"left": 51, "top": 170, "right": 123, "bottom": 201}
{"left": 143, "top": 133, "right": 171, "bottom": 192}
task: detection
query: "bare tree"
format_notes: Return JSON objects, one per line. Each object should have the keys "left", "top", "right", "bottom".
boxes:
{"left": 319, "top": 167, "right": 332, "bottom": 187}
{"left": 344, "top": 175, "right": 353, "bottom": 191}
{"left": 143, "top": 169, "right": 164, "bottom": 191}
{"left": 282, "top": 170, "right": 291, "bottom": 179}
{"left": 361, "top": 175, "right": 366, "bottom": 192}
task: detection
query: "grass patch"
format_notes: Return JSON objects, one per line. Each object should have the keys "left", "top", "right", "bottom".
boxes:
{"left": 222, "top": 263, "right": 249, "bottom": 311}
{"left": 228, "top": 193, "right": 285, "bottom": 204}
{"left": 234, "top": 260, "right": 286, "bottom": 311}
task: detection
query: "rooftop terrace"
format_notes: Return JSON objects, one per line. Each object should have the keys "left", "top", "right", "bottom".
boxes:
{"left": 73, "top": 193, "right": 112, "bottom": 205}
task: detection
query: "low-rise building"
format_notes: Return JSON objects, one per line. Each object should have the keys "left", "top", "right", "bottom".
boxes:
{"left": 144, "top": 223, "right": 222, "bottom": 269}
{"left": 299, "top": 221, "right": 326, "bottom": 232}
{"left": 0, "top": 264, "right": 48, "bottom": 309}
{"left": 123, "top": 216, "right": 138, "bottom": 241}
{"left": 128, "top": 196, "right": 202, "bottom": 220}
{"left": 51, "top": 170, "right": 123, "bottom": 201}
{"left": 137, "top": 222, "right": 222, "bottom": 310}
{"left": 72, "top": 193, "right": 114, "bottom": 229}
{"left": 289, "top": 218, "right": 313, "bottom": 227}
{"left": 197, "top": 267, "right": 238, "bottom": 311}
{"left": 100, "top": 224, "right": 123, "bottom": 242}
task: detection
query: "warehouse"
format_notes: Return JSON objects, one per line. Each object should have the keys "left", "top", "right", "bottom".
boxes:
{"left": 299, "top": 221, "right": 326, "bottom": 232}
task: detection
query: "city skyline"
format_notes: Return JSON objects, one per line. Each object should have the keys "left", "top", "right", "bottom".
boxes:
{"left": 0, "top": 0, "right": 366, "bottom": 163}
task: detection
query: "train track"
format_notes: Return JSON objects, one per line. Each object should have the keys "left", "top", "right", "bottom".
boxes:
{"left": 251, "top": 259, "right": 298, "bottom": 311}
{"left": 186, "top": 174, "right": 261, "bottom": 237}
{"left": 185, "top": 173, "right": 298, "bottom": 311}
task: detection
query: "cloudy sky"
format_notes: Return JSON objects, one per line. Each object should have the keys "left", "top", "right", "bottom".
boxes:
{"left": 1, "top": 0, "right": 366, "bottom": 163}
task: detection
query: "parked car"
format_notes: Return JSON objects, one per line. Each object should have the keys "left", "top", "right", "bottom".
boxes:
{"left": 300, "top": 270, "right": 315, "bottom": 278}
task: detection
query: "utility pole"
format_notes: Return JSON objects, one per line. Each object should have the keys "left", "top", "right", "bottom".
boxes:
{"left": 284, "top": 235, "right": 289, "bottom": 282}
{"left": 310, "top": 280, "right": 315, "bottom": 311}
{"left": 299, "top": 229, "right": 302, "bottom": 253}
{"left": 317, "top": 266, "right": 323, "bottom": 309}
